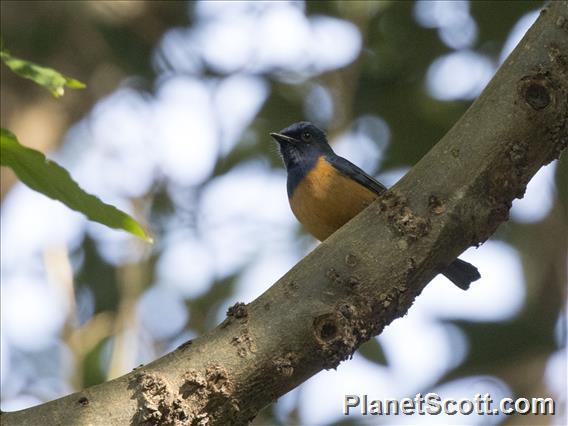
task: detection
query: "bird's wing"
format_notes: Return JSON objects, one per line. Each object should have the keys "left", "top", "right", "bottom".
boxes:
{"left": 326, "top": 155, "right": 387, "bottom": 196}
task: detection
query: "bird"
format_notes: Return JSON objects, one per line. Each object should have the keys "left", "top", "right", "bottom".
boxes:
{"left": 270, "top": 121, "right": 480, "bottom": 290}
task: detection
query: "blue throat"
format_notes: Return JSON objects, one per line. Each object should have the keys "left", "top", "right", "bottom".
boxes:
{"left": 286, "top": 152, "right": 324, "bottom": 198}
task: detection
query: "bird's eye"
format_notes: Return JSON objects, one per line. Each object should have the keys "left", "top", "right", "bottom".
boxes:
{"left": 301, "top": 131, "right": 312, "bottom": 142}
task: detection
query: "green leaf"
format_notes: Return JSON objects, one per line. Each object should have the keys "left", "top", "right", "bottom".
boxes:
{"left": 0, "top": 50, "right": 86, "bottom": 97}
{"left": 1, "top": 128, "right": 153, "bottom": 243}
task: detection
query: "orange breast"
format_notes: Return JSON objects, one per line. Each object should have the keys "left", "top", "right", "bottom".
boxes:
{"left": 289, "top": 156, "right": 378, "bottom": 241}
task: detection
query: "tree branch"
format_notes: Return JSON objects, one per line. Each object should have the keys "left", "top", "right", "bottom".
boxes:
{"left": 3, "top": 2, "right": 567, "bottom": 425}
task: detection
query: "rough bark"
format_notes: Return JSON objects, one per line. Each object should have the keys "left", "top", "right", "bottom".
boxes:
{"left": 2, "top": 2, "right": 567, "bottom": 425}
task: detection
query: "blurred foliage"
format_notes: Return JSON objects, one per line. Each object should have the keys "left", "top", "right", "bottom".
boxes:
{"left": 75, "top": 236, "right": 121, "bottom": 314}
{"left": 82, "top": 337, "right": 111, "bottom": 388}
{"left": 1, "top": 1, "right": 565, "bottom": 425}
{"left": 357, "top": 337, "right": 387, "bottom": 366}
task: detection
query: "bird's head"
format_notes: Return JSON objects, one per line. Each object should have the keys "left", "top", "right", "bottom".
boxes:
{"left": 270, "top": 121, "right": 332, "bottom": 170}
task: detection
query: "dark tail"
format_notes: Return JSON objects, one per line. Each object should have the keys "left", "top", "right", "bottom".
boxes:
{"left": 442, "top": 258, "right": 481, "bottom": 290}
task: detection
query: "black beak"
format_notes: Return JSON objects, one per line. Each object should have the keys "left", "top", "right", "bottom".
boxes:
{"left": 270, "top": 132, "right": 297, "bottom": 144}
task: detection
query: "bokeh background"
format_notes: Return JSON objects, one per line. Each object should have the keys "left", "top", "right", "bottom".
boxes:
{"left": 1, "top": 1, "right": 566, "bottom": 425}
